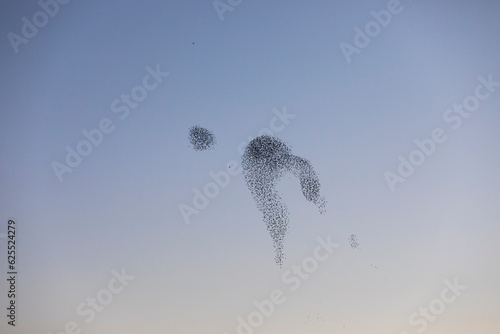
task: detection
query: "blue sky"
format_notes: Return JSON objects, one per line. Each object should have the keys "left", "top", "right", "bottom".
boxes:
{"left": 1, "top": 1, "right": 500, "bottom": 333}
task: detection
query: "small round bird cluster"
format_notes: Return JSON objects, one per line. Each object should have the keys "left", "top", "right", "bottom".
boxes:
{"left": 349, "top": 234, "right": 359, "bottom": 249}
{"left": 241, "top": 135, "right": 326, "bottom": 266}
{"left": 188, "top": 126, "right": 216, "bottom": 151}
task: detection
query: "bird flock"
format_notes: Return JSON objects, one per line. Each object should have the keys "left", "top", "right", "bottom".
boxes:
{"left": 189, "top": 128, "right": 326, "bottom": 266}
{"left": 242, "top": 135, "right": 326, "bottom": 266}
{"left": 189, "top": 125, "right": 216, "bottom": 151}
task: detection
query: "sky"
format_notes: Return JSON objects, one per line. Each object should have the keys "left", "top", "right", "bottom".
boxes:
{"left": 0, "top": 0, "right": 500, "bottom": 333}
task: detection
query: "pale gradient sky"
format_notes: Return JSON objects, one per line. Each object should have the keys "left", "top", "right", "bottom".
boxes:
{"left": 1, "top": 1, "right": 500, "bottom": 334}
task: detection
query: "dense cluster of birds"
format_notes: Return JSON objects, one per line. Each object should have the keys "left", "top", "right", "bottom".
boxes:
{"left": 188, "top": 126, "right": 216, "bottom": 151}
{"left": 241, "top": 135, "right": 326, "bottom": 266}
{"left": 349, "top": 234, "right": 359, "bottom": 249}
